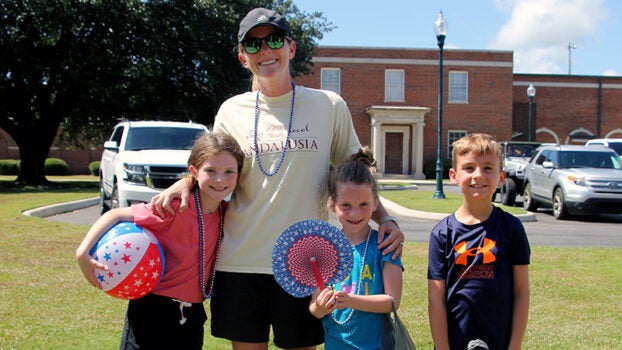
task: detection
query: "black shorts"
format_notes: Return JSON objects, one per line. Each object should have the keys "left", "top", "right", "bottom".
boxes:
{"left": 210, "top": 271, "right": 324, "bottom": 348}
{"left": 120, "top": 293, "right": 206, "bottom": 350}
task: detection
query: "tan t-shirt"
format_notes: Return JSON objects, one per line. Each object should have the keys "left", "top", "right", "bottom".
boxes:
{"left": 213, "top": 85, "right": 360, "bottom": 274}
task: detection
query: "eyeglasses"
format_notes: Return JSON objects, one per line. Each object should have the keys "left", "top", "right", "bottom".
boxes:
{"left": 242, "top": 34, "right": 286, "bottom": 54}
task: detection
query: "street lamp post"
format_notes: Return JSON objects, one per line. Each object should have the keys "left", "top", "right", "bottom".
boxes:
{"left": 527, "top": 84, "right": 536, "bottom": 141}
{"left": 433, "top": 11, "right": 447, "bottom": 199}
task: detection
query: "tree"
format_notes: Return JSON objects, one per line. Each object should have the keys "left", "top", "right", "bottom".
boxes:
{"left": 0, "top": 0, "right": 333, "bottom": 185}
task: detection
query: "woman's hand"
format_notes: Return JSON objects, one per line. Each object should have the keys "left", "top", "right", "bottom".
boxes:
{"left": 150, "top": 178, "right": 192, "bottom": 216}
{"left": 377, "top": 220, "right": 405, "bottom": 259}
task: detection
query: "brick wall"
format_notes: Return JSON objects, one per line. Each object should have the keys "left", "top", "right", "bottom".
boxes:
{"left": 0, "top": 128, "right": 103, "bottom": 175}
{"left": 513, "top": 74, "right": 622, "bottom": 144}
{"left": 295, "top": 46, "right": 516, "bottom": 165}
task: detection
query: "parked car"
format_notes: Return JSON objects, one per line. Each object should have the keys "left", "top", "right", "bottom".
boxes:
{"left": 522, "top": 144, "right": 622, "bottom": 219}
{"left": 585, "top": 138, "right": 622, "bottom": 155}
{"left": 99, "top": 120, "right": 208, "bottom": 214}
{"left": 495, "top": 141, "right": 542, "bottom": 205}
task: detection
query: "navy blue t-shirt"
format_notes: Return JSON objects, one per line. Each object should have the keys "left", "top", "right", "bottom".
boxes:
{"left": 427, "top": 207, "right": 530, "bottom": 349}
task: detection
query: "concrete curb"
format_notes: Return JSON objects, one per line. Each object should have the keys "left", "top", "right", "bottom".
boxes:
{"left": 22, "top": 197, "right": 99, "bottom": 218}
{"left": 379, "top": 195, "right": 537, "bottom": 223}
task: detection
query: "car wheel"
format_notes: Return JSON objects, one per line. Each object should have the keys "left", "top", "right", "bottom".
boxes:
{"left": 99, "top": 179, "right": 110, "bottom": 215}
{"left": 500, "top": 178, "right": 517, "bottom": 206}
{"left": 111, "top": 182, "right": 120, "bottom": 209}
{"left": 552, "top": 187, "right": 569, "bottom": 220}
{"left": 522, "top": 183, "right": 538, "bottom": 211}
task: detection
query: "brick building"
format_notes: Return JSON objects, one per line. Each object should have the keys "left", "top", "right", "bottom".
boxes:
{"left": 513, "top": 73, "right": 622, "bottom": 145}
{"left": 2, "top": 46, "right": 622, "bottom": 175}
{"left": 295, "top": 46, "right": 622, "bottom": 178}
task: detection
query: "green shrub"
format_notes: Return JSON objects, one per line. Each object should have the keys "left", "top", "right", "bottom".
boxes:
{"left": 44, "top": 158, "right": 69, "bottom": 175}
{"left": 88, "top": 161, "right": 100, "bottom": 176}
{"left": 0, "top": 159, "right": 19, "bottom": 175}
{"left": 423, "top": 158, "right": 452, "bottom": 179}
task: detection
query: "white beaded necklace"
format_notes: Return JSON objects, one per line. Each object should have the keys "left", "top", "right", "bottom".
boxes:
{"left": 331, "top": 227, "right": 372, "bottom": 325}
{"left": 253, "top": 82, "right": 295, "bottom": 177}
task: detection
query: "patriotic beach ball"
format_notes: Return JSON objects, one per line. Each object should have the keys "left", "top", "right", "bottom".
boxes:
{"left": 89, "top": 222, "right": 165, "bottom": 300}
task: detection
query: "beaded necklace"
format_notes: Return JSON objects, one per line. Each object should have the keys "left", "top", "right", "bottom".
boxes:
{"left": 253, "top": 82, "right": 295, "bottom": 177}
{"left": 193, "top": 189, "right": 224, "bottom": 300}
{"left": 331, "top": 227, "right": 372, "bottom": 325}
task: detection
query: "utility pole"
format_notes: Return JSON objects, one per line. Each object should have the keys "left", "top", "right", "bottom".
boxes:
{"left": 568, "top": 43, "right": 576, "bottom": 75}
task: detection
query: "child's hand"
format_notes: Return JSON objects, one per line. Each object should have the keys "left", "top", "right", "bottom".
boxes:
{"left": 314, "top": 288, "right": 337, "bottom": 315}
{"left": 76, "top": 253, "right": 108, "bottom": 289}
{"left": 333, "top": 290, "right": 353, "bottom": 310}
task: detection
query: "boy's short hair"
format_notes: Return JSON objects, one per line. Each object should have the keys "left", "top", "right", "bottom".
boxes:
{"left": 451, "top": 133, "right": 503, "bottom": 169}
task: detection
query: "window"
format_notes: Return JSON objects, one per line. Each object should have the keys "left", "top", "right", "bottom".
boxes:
{"left": 448, "top": 71, "right": 468, "bottom": 103}
{"left": 536, "top": 150, "right": 556, "bottom": 167}
{"left": 448, "top": 130, "right": 467, "bottom": 158}
{"left": 110, "top": 126, "right": 124, "bottom": 145}
{"left": 321, "top": 68, "right": 341, "bottom": 94}
{"left": 125, "top": 127, "right": 204, "bottom": 151}
{"left": 385, "top": 69, "right": 404, "bottom": 102}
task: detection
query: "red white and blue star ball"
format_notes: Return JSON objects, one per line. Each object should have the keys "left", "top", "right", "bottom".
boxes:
{"left": 89, "top": 222, "right": 165, "bottom": 300}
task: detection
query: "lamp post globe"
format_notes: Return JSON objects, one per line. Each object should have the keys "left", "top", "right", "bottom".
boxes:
{"left": 433, "top": 11, "right": 447, "bottom": 199}
{"left": 527, "top": 84, "right": 536, "bottom": 141}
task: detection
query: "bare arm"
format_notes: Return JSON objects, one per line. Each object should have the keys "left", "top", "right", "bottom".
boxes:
{"left": 333, "top": 291, "right": 395, "bottom": 314}
{"left": 508, "top": 265, "right": 530, "bottom": 350}
{"left": 332, "top": 262, "right": 402, "bottom": 314}
{"left": 150, "top": 177, "right": 193, "bottom": 216}
{"left": 75, "top": 207, "right": 133, "bottom": 288}
{"left": 382, "top": 262, "right": 403, "bottom": 311}
{"left": 428, "top": 279, "right": 450, "bottom": 350}
{"left": 373, "top": 200, "right": 404, "bottom": 259}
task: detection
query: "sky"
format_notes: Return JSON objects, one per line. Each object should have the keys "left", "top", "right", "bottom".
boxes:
{"left": 293, "top": 0, "right": 622, "bottom": 76}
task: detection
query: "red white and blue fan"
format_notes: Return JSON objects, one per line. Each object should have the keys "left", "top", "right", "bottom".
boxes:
{"left": 89, "top": 222, "right": 165, "bottom": 300}
{"left": 272, "top": 220, "right": 353, "bottom": 298}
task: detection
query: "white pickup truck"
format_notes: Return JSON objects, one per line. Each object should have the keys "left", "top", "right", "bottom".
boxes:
{"left": 99, "top": 120, "right": 208, "bottom": 214}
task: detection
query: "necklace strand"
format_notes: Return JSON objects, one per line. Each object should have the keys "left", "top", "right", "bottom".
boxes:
{"left": 194, "top": 189, "right": 224, "bottom": 300}
{"left": 253, "top": 82, "right": 295, "bottom": 176}
{"left": 331, "top": 227, "right": 372, "bottom": 325}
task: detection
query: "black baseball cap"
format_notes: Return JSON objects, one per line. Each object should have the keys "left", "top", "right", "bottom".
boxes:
{"left": 237, "top": 8, "right": 292, "bottom": 43}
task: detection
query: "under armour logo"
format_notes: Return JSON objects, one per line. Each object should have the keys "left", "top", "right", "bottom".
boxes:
{"left": 454, "top": 238, "right": 496, "bottom": 265}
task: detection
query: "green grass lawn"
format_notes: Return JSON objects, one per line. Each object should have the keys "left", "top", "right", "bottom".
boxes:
{"left": 1, "top": 178, "right": 620, "bottom": 349}
{"left": 380, "top": 186, "right": 528, "bottom": 215}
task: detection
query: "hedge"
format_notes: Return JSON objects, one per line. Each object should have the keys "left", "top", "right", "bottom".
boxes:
{"left": 44, "top": 158, "right": 69, "bottom": 175}
{"left": 423, "top": 158, "right": 452, "bottom": 179}
{"left": 0, "top": 159, "right": 19, "bottom": 175}
{"left": 88, "top": 161, "right": 100, "bottom": 176}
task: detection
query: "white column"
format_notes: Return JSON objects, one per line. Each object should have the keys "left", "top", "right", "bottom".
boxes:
{"left": 414, "top": 121, "right": 426, "bottom": 179}
{"left": 371, "top": 119, "right": 383, "bottom": 174}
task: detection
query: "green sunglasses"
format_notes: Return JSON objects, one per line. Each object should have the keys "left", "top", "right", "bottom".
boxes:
{"left": 242, "top": 33, "right": 286, "bottom": 54}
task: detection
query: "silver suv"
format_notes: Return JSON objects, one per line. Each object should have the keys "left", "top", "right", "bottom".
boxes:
{"left": 99, "top": 121, "right": 208, "bottom": 214}
{"left": 522, "top": 144, "right": 622, "bottom": 219}
{"left": 585, "top": 138, "right": 622, "bottom": 155}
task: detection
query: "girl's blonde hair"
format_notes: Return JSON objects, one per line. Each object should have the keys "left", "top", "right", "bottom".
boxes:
{"left": 186, "top": 132, "right": 245, "bottom": 190}
{"left": 328, "top": 146, "right": 378, "bottom": 200}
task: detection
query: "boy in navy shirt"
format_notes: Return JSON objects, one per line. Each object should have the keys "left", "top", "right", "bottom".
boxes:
{"left": 427, "top": 133, "right": 530, "bottom": 349}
